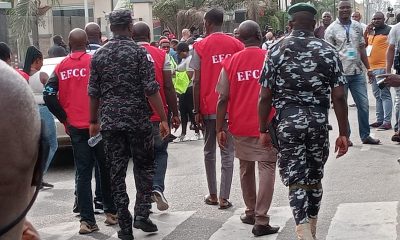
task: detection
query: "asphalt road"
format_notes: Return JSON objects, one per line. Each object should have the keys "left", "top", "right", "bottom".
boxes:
{"left": 28, "top": 88, "right": 400, "bottom": 240}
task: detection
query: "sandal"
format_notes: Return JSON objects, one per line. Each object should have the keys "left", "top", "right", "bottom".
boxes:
{"left": 204, "top": 195, "right": 218, "bottom": 205}
{"left": 218, "top": 199, "right": 233, "bottom": 210}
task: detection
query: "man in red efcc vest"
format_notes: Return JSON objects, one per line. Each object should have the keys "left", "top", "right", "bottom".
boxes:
{"left": 216, "top": 20, "right": 280, "bottom": 237}
{"left": 190, "top": 8, "right": 244, "bottom": 209}
{"left": 43, "top": 29, "right": 117, "bottom": 234}
{"left": 132, "top": 21, "right": 180, "bottom": 211}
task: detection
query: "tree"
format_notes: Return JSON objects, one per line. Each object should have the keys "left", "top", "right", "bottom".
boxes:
{"left": 9, "top": 0, "right": 58, "bottom": 56}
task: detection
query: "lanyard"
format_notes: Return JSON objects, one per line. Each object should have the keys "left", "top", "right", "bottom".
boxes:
{"left": 343, "top": 24, "right": 351, "bottom": 43}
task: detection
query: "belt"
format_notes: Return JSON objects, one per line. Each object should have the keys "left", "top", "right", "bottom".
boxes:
{"left": 279, "top": 106, "right": 328, "bottom": 119}
{"left": 289, "top": 183, "right": 322, "bottom": 191}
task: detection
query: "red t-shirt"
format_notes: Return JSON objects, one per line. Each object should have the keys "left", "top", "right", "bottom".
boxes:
{"left": 54, "top": 52, "right": 91, "bottom": 129}
{"left": 222, "top": 47, "right": 275, "bottom": 137}
{"left": 15, "top": 69, "right": 29, "bottom": 81}
{"left": 193, "top": 33, "right": 244, "bottom": 115}
{"left": 141, "top": 43, "right": 168, "bottom": 122}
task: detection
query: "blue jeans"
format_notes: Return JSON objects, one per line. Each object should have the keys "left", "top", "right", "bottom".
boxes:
{"left": 152, "top": 122, "right": 168, "bottom": 193}
{"left": 395, "top": 87, "right": 400, "bottom": 131}
{"left": 39, "top": 105, "right": 58, "bottom": 174}
{"left": 371, "top": 69, "right": 393, "bottom": 124}
{"left": 344, "top": 74, "right": 371, "bottom": 141}
{"left": 69, "top": 126, "right": 116, "bottom": 224}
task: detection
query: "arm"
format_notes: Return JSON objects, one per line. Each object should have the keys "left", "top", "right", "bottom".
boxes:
{"left": 216, "top": 68, "right": 229, "bottom": 149}
{"left": 359, "top": 44, "right": 371, "bottom": 70}
{"left": 332, "top": 85, "right": 349, "bottom": 158}
{"left": 258, "top": 87, "right": 273, "bottom": 148}
{"left": 43, "top": 72, "right": 68, "bottom": 124}
{"left": 386, "top": 44, "right": 396, "bottom": 73}
{"left": 148, "top": 91, "right": 168, "bottom": 122}
{"left": 190, "top": 49, "right": 204, "bottom": 128}
{"left": 163, "top": 69, "right": 180, "bottom": 129}
{"left": 88, "top": 56, "right": 102, "bottom": 136}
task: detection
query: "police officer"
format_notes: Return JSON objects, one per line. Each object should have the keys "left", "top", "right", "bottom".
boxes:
{"left": 88, "top": 10, "right": 169, "bottom": 240}
{"left": 258, "top": 3, "right": 349, "bottom": 239}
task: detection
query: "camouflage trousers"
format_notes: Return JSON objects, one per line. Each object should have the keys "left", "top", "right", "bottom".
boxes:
{"left": 102, "top": 128, "right": 155, "bottom": 232}
{"left": 276, "top": 108, "right": 329, "bottom": 225}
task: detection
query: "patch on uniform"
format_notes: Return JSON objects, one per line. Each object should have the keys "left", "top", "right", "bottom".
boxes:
{"left": 146, "top": 54, "right": 154, "bottom": 63}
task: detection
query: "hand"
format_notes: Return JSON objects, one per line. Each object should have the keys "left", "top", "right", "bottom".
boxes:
{"left": 335, "top": 135, "right": 349, "bottom": 158}
{"left": 367, "top": 70, "right": 375, "bottom": 84}
{"left": 22, "top": 220, "right": 40, "bottom": 240}
{"left": 171, "top": 115, "right": 181, "bottom": 132}
{"left": 259, "top": 132, "right": 273, "bottom": 149}
{"left": 217, "top": 130, "right": 227, "bottom": 150}
{"left": 63, "top": 119, "right": 71, "bottom": 135}
{"left": 376, "top": 73, "right": 400, "bottom": 87}
{"left": 366, "top": 24, "right": 374, "bottom": 33}
{"left": 159, "top": 120, "right": 170, "bottom": 139}
{"left": 89, "top": 123, "right": 100, "bottom": 137}
{"left": 195, "top": 113, "right": 204, "bottom": 130}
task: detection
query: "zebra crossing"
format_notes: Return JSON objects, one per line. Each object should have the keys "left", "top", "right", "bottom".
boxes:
{"left": 34, "top": 201, "right": 399, "bottom": 240}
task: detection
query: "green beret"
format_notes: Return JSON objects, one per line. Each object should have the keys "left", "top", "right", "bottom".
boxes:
{"left": 287, "top": 2, "right": 317, "bottom": 16}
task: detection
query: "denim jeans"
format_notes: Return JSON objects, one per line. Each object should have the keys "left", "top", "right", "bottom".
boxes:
{"left": 371, "top": 69, "right": 393, "bottom": 124}
{"left": 344, "top": 74, "right": 371, "bottom": 141}
{"left": 69, "top": 126, "right": 116, "bottom": 224}
{"left": 395, "top": 87, "right": 400, "bottom": 131}
{"left": 152, "top": 122, "right": 169, "bottom": 193}
{"left": 39, "top": 105, "right": 58, "bottom": 174}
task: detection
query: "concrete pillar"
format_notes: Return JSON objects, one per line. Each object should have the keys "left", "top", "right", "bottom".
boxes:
{"left": 131, "top": 0, "right": 154, "bottom": 40}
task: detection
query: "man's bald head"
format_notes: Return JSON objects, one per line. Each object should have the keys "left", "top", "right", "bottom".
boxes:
{"left": 132, "top": 21, "right": 151, "bottom": 42}
{"left": 85, "top": 22, "right": 101, "bottom": 44}
{"left": 68, "top": 28, "right": 88, "bottom": 52}
{"left": 237, "top": 20, "right": 262, "bottom": 46}
{"left": 0, "top": 60, "right": 40, "bottom": 239}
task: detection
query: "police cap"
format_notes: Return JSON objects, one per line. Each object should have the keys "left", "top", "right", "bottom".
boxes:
{"left": 109, "top": 9, "right": 133, "bottom": 26}
{"left": 287, "top": 3, "right": 317, "bottom": 16}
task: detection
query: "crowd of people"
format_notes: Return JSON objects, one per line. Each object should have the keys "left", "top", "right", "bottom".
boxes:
{"left": 2, "top": 1, "right": 400, "bottom": 240}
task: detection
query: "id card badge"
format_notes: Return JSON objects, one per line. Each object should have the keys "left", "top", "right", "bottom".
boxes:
{"left": 366, "top": 45, "right": 373, "bottom": 57}
{"left": 346, "top": 47, "right": 357, "bottom": 60}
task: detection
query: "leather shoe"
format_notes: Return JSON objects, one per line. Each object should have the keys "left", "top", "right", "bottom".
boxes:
{"left": 252, "top": 224, "right": 280, "bottom": 236}
{"left": 133, "top": 216, "right": 158, "bottom": 232}
{"left": 117, "top": 229, "right": 134, "bottom": 240}
{"left": 392, "top": 134, "right": 400, "bottom": 142}
{"left": 369, "top": 122, "right": 383, "bottom": 128}
{"left": 362, "top": 136, "right": 380, "bottom": 144}
{"left": 240, "top": 214, "right": 255, "bottom": 225}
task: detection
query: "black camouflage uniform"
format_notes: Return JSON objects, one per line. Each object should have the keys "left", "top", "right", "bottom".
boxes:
{"left": 88, "top": 10, "right": 159, "bottom": 236}
{"left": 259, "top": 7, "right": 347, "bottom": 225}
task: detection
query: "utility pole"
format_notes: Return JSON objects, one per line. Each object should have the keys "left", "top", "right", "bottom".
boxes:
{"left": 84, "top": 0, "right": 89, "bottom": 24}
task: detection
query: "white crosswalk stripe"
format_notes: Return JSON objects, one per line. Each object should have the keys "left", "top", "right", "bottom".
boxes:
{"left": 208, "top": 207, "right": 293, "bottom": 240}
{"left": 326, "top": 201, "right": 399, "bottom": 240}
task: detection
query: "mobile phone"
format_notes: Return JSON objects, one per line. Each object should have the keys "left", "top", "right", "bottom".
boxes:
{"left": 377, "top": 78, "right": 386, "bottom": 89}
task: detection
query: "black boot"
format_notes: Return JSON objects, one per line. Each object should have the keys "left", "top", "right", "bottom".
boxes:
{"left": 252, "top": 224, "right": 280, "bottom": 236}
{"left": 133, "top": 216, "right": 158, "bottom": 232}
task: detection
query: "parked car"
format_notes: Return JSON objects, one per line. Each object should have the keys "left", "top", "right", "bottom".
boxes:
{"left": 41, "top": 57, "right": 71, "bottom": 148}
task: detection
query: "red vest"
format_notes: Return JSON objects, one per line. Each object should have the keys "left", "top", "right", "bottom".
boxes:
{"left": 222, "top": 47, "right": 275, "bottom": 137}
{"left": 193, "top": 33, "right": 244, "bottom": 115}
{"left": 141, "top": 43, "right": 168, "bottom": 122}
{"left": 54, "top": 52, "right": 91, "bottom": 129}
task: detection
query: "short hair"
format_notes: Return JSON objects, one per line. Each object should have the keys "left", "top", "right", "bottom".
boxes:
{"left": 204, "top": 8, "right": 224, "bottom": 26}
{"left": 176, "top": 42, "right": 189, "bottom": 53}
{"left": 53, "top": 35, "right": 63, "bottom": 45}
{"left": 0, "top": 42, "right": 11, "bottom": 62}
{"left": 171, "top": 39, "right": 179, "bottom": 45}
{"left": 162, "top": 29, "right": 170, "bottom": 34}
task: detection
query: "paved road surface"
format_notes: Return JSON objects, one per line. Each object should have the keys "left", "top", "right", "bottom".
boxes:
{"left": 28, "top": 88, "right": 400, "bottom": 240}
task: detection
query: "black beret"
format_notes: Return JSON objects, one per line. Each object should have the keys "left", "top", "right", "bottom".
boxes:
{"left": 109, "top": 9, "right": 133, "bottom": 26}
{"left": 288, "top": 3, "right": 317, "bottom": 16}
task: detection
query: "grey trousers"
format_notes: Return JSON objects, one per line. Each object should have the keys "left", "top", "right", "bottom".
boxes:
{"left": 203, "top": 119, "right": 235, "bottom": 199}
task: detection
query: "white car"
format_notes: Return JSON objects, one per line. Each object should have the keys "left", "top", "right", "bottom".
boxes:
{"left": 41, "top": 57, "right": 71, "bottom": 148}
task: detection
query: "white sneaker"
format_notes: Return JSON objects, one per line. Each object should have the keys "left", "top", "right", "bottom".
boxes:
{"left": 173, "top": 135, "right": 186, "bottom": 143}
{"left": 151, "top": 190, "right": 169, "bottom": 211}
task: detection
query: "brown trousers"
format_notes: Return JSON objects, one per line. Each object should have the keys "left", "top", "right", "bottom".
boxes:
{"left": 239, "top": 159, "right": 276, "bottom": 225}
